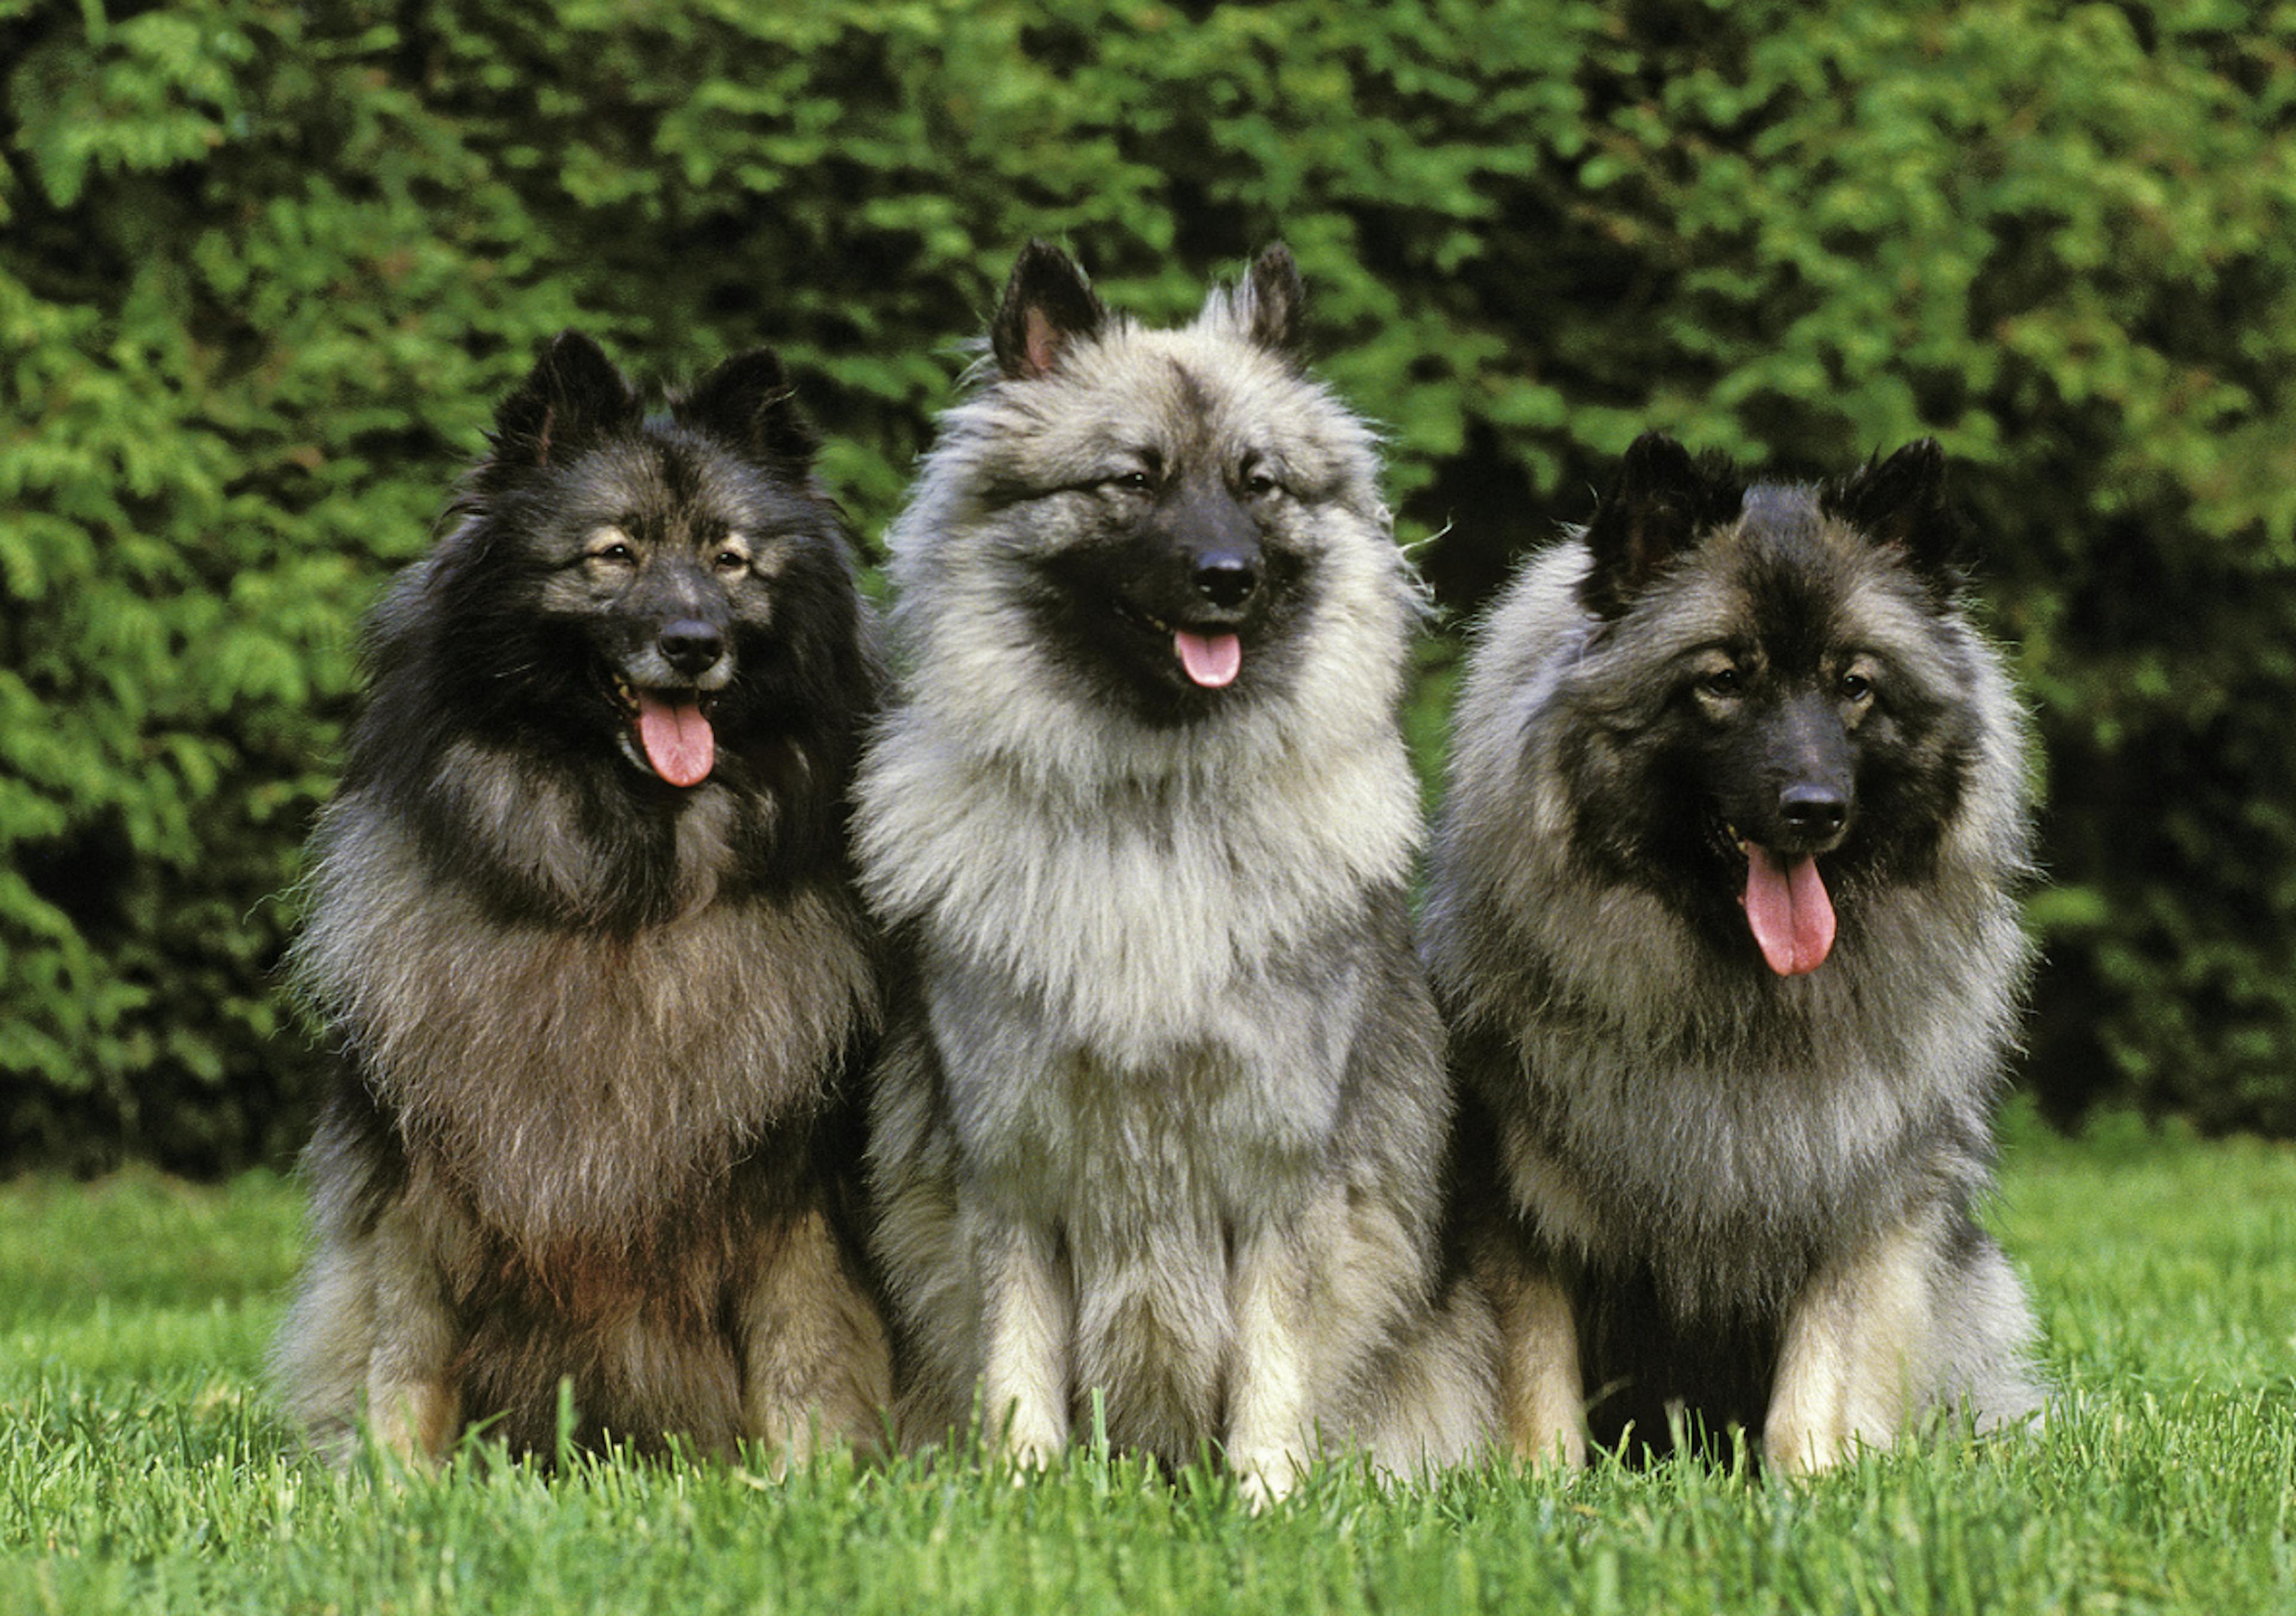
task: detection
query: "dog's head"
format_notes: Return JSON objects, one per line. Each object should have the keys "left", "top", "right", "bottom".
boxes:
{"left": 420, "top": 332, "right": 865, "bottom": 794}
{"left": 898, "top": 242, "right": 1403, "bottom": 737}
{"left": 1568, "top": 434, "right": 1985, "bottom": 975}
{"left": 993, "top": 242, "right": 1322, "bottom": 722}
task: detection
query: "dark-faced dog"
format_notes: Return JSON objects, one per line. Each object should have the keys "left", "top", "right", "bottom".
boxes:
{"left": 1425, "top": 434, "right": 2046, "bottom": 1470}
{"left": 274, "top": 333, "right": 891, "bottom": 1466}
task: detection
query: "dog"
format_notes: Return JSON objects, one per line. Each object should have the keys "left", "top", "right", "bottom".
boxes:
{"left": 272, "top": 331, "right": 891, "bottom": 1466}
{"left": 1422, "top": 432, "right": 2045, "bottom": 1471}
{"left": 854, "top": 242, "right": 1494, "bottom": 1501}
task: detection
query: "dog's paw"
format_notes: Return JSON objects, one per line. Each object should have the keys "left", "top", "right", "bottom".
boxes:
{"left": 1513, "top": 1420, "right": 1587, "bottom": 1472}
{"left": 1232, "top": 1447, "right": 1305, "bottom": 1513}
{"left": 1000, "top": 1425, "right": 1065, "bottom": 1484}
{"left": 1764, "top": 1417, "right": 1892, "bottom": 1477}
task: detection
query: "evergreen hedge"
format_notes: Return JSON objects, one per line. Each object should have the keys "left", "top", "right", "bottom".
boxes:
{"left": 4, "top": 0, "right": 2293, "bottom": 1168}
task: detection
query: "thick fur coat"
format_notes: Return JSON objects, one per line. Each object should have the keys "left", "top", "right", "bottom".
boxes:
{"left": 1422, "top": 435, "right": 2045, "bottom": 1471}
{"left": 273, "top": 334, "right": 891, "bottom": 1464}
{"left": 856, "top": 245, "right": 1493, "bottom": 1498}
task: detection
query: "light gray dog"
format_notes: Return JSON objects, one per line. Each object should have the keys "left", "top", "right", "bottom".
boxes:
{"left": 1424, "top": 433, "right": 2045, "bottom": 1472}
{"left": 856, "top": 243, "right": 1493, "bottom": 1501}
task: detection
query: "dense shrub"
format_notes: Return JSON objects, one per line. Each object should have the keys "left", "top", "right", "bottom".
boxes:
{"left": 3, "top": 0, "right": 2292, "bottom": 1167}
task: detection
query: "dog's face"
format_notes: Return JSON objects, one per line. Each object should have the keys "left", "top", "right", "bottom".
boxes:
{"left": 1024, "top": 420, "right": 1320, "bottom": 724}
{"left": 1567, "top": 435, "right": 1985, "bottom": 975}
{"left": 954, "top": 242, "right": 1384, "bottom": 728}
{"left": 438, "top": 334, "right": 860, "bottom": 792}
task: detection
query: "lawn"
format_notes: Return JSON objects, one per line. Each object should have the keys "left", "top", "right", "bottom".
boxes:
{"left": 1, "top": 1105, "right": 2290, "bottom": 1615}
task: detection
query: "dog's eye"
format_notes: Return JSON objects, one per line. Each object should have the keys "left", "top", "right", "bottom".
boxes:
{"left": 1701, "top": 667, "right": 1744, "bottom": 699}
{"left": 590, "top": 541, "right": 635, "bottom": 567}
{"left": 1840, "top": 671, "right": 1874, "bottom": 704}
{"left": 1107, "top": 470, "right": 1153, "bottom": 494}
{"left": 713, "top": 548, "right": 748, "bottom": 574}
{"left": 1241, "top": 469, "right": 1279, "bottom": 498}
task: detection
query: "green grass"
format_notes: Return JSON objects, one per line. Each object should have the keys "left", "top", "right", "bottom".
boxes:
{"left": 3, "top": 1109, "right": 2292, "bottom": 1615}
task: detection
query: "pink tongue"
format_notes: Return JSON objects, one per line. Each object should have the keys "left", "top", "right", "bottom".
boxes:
{"left": 1174, "top": 630, "right": 1242, "bottom": 688}
{"left": 1742, "top": 845, "right": 1836, "bottom": 976}
{"left": 636, "top": 693, "right": 714, "bottom": 787}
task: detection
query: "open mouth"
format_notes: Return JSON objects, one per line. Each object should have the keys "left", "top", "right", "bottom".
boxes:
{"left": 1110, "top": 599, "right": 1244, "bottom": 690}
{"left": 1721, "top": 820, "right": 1837, "bottom": 978}
{"left": 613, "top": 676, "right": 718, "bottom": 787}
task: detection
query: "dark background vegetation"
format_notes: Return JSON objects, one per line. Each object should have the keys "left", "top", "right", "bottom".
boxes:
{"left": 5, "top": 0, "right": 2294, "bottom": 1171}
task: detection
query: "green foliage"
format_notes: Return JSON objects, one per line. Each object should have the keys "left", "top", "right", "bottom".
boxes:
{"left": 5, "top": 1127, "right": 2296, "bottom": 1612}
{"left": 2, "top": 0, "right": 2293, "bottom": 1161}
{"left": 2, "top": 0, "right": 575, "bottom": 1169}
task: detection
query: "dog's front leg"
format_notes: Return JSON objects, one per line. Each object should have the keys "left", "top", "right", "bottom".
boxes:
{"left": 364, "top": 1201, "right": 461, "bottom": 1466}
{"left": 1765, "top": 1215, "right": 1935, "bottom": 1475}
{"left": 1491, "top": 1244, "right": 1587, "bottom": 1469}
{"left": 736, "top": 1207, "right": 896, "bottom": 1474}
{"left": 977, "top": 1210, "right": 1073, "bottom": 1471}
{"left": 1227, "top": 1218, "right": 1319, "bottom": 1508}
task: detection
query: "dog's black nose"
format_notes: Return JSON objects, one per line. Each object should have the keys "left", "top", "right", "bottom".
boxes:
{"left": 658, "top": 620, "right": 725, "bottom": 678}
{"left": 1779, "top": 783, "right": 1848, "bottom": 839}
{"left": 1192, "top": 551, "right": 1259, "bottom": 611}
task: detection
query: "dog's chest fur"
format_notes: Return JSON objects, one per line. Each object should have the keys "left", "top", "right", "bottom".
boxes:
{"left": 932, "top": 935, "right": 1367, "bottom": 1233}
{"left": 869, "top": 731, "right": 1414, "bottom": 1256}
{"left": 865, "top": 721, "right": 1419, "bottom": 1050}
{"left": 297, "top": 806, "right": 872, "bottom": 1252}
{"left": 880, "top": 736, "right": 1415, "bottom": 1188}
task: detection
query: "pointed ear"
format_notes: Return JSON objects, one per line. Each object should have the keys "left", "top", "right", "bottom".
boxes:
{"left": 487, "top": 331, "right": 640, "bottom": 475}
{"left": 679, "top": 346, "right": 819, "bottom": 471}
{"left": 1238, "top": 242, "right": 1305, "bottom": 354}
{"left": 1822, "top": 439, "right": 1964, "bottom": 589}
{"left": 990, "top": 240, "right": 1107, "bottom": 380}
{"left": 1580, "top": 433, "right": 1744, "bottom": 618}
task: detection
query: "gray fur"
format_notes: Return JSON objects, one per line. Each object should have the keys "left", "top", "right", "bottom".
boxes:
{"left": 1424, "top": 459, "right": 2045, "bottom": 1469}
{"left": 858, "top": 247, "right": 1493, "bottom": 1493}
{"left": 291, "top": 810, "right": 871, "bottom": 1254}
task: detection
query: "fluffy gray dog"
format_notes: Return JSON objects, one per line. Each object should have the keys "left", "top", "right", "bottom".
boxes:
{"left": 1424, "top": 434, "right": 2045, "bottom": 1471}
{"left": 857, "top": 243, "right": 1493, "bottom": 1501}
